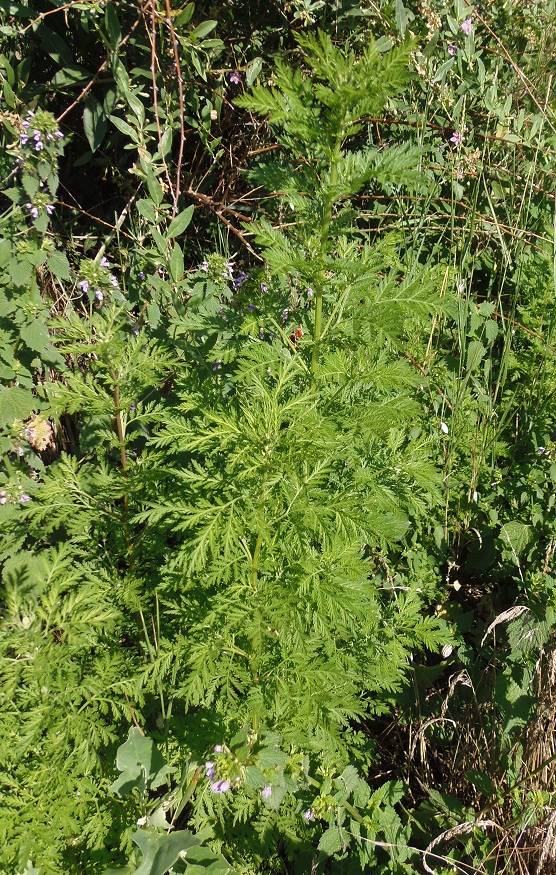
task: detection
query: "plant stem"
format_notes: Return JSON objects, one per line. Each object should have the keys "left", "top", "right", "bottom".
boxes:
{"left": 311, "top": 133, "right": 343, "bottom": 385}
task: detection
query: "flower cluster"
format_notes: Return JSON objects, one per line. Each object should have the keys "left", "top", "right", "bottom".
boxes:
{"left": 20, "top": 109, "right": 64, "bottom": 154}
{"left": 25, "top": 194, "right": 55, "bottom": 222}
{"left": 0, "top": 485, "right": 31, "bottom": 505}
{"left": 77, "top": 255, "right": 120, "bottom": 305}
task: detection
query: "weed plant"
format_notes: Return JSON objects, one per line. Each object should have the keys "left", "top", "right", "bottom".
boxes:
{"left": 1, "top": 1, "right": 556, "bottom": 874}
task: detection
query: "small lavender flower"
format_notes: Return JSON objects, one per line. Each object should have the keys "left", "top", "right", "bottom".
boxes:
{"left": 138, "top": 271, "right": 146, "bottom": 280}
{"left": 214, "top": 745, "right": 224, "bottom": 753}
{"left": 261, "top": 283, "right": 268, "bottom": 292}
{"left": 55, "top": 130, "right": 64, "bottom": 139}
{"left": 229, "top": 70, "right": 242, "bottom": 85}
{"left": 303, "top": 809, "right": 314, "bottom": 821}
{"left": 261, "top": 786, "right": 272, "bottom": 799}
{"left": 109, "top": 276, "right": 119, "bottom": 287}
{"left": 26, "top": 203, "right": 39, "bottom": 219}
{"left": 35, "top": 141, "right": 44, "bottom": 151}
{"left": 306, "top": 288, "right": 314, "bottom": 298}
{"left": 212, "top": 360, "right": 223, "bottom": 371}
{"left": 100, "top": 256, "right": 110, "bottom": 268}
{"left": 539, "top": 447, "right": 547, "bottom": 455}
{"left": 461, "top": 17, "right": 473, "bottom": 35}
{"left": 95, "top": 290, "right": 104, "bottom": 301}
{"left": 205, "top": 761, "right": 216, "bottom": 779}
{"left": 20, "top": 494, "right": 31, "bottom": 503}
{"left": 201, "top": 260, "right": 209, "bottom": 271}
{"left": 233, "top": 271, "right": 248, "bottom": 289}
{"left": 457, "top": 167, "right": 464, "bottom": 181}
{"left": 33, "top": 130, "right": 41, "bottom": 141}
{"left": 247, "top": 303, "right": 257, "bottom": 311}
{"left": 46, "top": 133, "right": 53, "bottom": 141}
{"left": 22, "top": 120, "right": 30, "bottom": 130}
{"left": 129, "top": 403, "right": 137, "bottom": 411}
{"left": 447, "top": 43, "right": 457, "bottom": 56}
{"left": 225, "top": 261, "right": 234, "bottom": 277}
{"left": 45, "top": 204, "right": 54, "bottom": 215}
{"left": 20, "top": 135, "right": 29, "bottom": 145}
{"left": 450, "top": 131, "right": 463, "bottom": 146}
{"left": 210, "top": 780, "right": 231, "bottom": 793}
{"left": 281, "top": 308, "right": 290, "bottom": 322}
{"left": 78, "top": 280, "right": 89, "bottom": 293}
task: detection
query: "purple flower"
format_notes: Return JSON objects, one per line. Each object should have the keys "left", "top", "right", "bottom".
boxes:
{"left": 303, "top": 809, "right": 314, "bottom": 821}
{"left": 78, "top": 280, "right": 89, "bottom": 293}
{"left": 306, "top": 288, "right": 314, "bottom": 298}
{"left": 100, "top": 256, "right": 110, "bottom": 268}
{"left": 260, "top": 283, "right": 268, "bottom": 292}
{"left": 210, "top": 780, "right": 231, "bottom": 793}
{"left": 45, "top": 204, "right": 54, "bottom": 215}
{"left": 233, "top": 271, "right": 248, "bottom": 289}
{"left": 212, "top": 360, "right": 223, "bottom": 371}
{"left": 20, "top": 135, "right": 29, "bottom": 145}
{"left": 205, "top": 761, "right": 216, "bottom": 779}
{"left": 539, "top": 447, "right": 547, "bottom": 455}
{"left": 109, "top": 276, "right": 119, "bottom": 287}
{"left": 201, "top": 260, "right": 209, "bottom": 271}
{"left": 33, "top": 130, "right": 41, "bottom": 141}
{"left": 247, "top": 303, "right": 257, "bottom": 311}
{"left": 138, "top": 271, "right": 146, "bottom": 281}
{"left": 20, "top": 494, "right": 31, "bottom": 503}
{"left": 450, "top": 131, "right": 463, "bottom": 146}
{"left": 26, "top": 203, "right": 39, "bottom": 219}
{"left": 95, "top": 290, "right": 104, "bottom": 301}
{"left": 22, "top": 120, "right": 30, "bottom": 130}
{"left": 229, "top": 70, "right": 242, "bottom": 85}
{"left": 55, "top": 130, "right": 64, "bottom": 139}
{"left": 457, "top": 167, "right": 464, "bottom": 181}
{"left": 447, "top": 43, "right": 457, "bottom": 56}
{"left": 46, "top": 133, "right": 53, "bottom": 141}
{"left": 261, "top": 786, "right": 272, "bottom": 799}
{"left": 281, "top": 308, "right": 290, "bottom": 322}
{"left": 35, "top": 141, "right": 44, "bottom": 151}
{"left": 461, "top": 17, "right": 473, "bottom": 35}
{"left": 214, "top": 745, "right": 223, "bottom": 753}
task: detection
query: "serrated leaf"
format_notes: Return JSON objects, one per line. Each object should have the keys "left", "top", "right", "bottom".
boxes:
{"left": 256, "top": 747, "right": 289, "bottom": 768}
{"left": 317, "top": 826, "right": 343, "bottom": 855}
{"left": 47, "top": 251, "right": 70, "bottom": 280}
{"left": 20, "top": 319, "right": 51, "bottom": 355}
{"left": 167, "top": 205, "right": 194, "bottom": 238}
{"left": 0, "top": 386, "right": 36, "bottom": 428}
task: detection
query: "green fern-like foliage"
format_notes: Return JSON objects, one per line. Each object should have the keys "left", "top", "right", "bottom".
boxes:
{"left": 0, "top": 30, "right": 450, "bottom": 875}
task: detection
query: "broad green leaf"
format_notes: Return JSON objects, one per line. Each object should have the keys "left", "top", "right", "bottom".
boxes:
{"left": 84, "top": 96, "right": 108, "bottom": 152}
{"left": 105, "top": 3, "right": 121, "bottom": 47}
{"left": 110, "top": 115, "right": 139, "bottom": 142}
{"left": 109, "top": 728, "right": 172, "bottom": 797}
{"left": 246, "top": 57, "right": 263, "bottom": 88}
{"left": 318, "top": 826, "right": 343, "bottom": 855}
{"left": 20, "top": 319, "right": 51, "bottom": 354}
{"left": 0, "top": 385, "right": 36, "bottom": 428}
{"left": 47, "top": 251, "right": 70, "bottom": 280}
{"left": 167, "top": 205, "right": 194, "bottom": 238}
{"left": 169, "top": 243, "right": 184, "bottom": 282}
{"left": 131, "top": 829, "right": 202, "bottom": 875}
{"left": 191, "top": 20, "right": 217, "bottom": 40}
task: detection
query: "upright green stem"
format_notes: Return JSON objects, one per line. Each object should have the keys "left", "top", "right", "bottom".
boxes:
{"left": 311, "top": 133, "right": 343, "bottom": 385}
{"left": 109, "top": 367, "right": 134, "bottom": 568}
